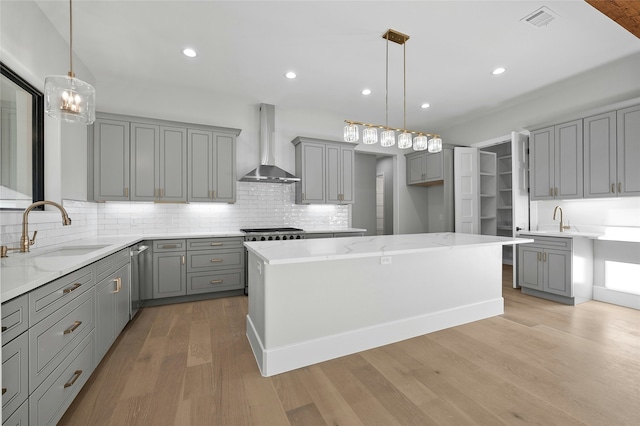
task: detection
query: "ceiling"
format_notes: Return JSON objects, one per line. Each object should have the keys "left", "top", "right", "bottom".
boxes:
{"left": 33, "top": 0, "right": 640, "bottom": 134}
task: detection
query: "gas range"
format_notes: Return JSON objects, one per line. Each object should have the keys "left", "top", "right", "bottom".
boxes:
{"left": 241, "top": 227, "right": 305, "bottom": 241}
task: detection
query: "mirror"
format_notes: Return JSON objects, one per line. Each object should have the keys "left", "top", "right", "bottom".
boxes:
{"left": 0, "top": 62, "right": 44, "bottom": 210}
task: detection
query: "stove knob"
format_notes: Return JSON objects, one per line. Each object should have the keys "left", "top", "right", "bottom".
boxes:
{"left": 252, "top": 237, "right": 257, "bottom": 241}
{"left": 268, "top": 236, "right": 273, "bottom": 240}
{"left": 282, "top": 236, "right": 288, "bottom": 240}
{"left": 275, "top": 236, "right": 281, "bottom": 240}
{"left": 296, "top": 235, "right": 301, "bottom": 239}
{"left": 261, "top": 236, "right": 266, "bottom": 241}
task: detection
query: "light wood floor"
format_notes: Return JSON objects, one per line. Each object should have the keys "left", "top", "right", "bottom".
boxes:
{"left": 59, "top": 266, "right": 640, "bottom": 425}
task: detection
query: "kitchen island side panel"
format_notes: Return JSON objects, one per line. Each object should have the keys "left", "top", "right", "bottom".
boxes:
{"left": 246, "top": 244, "right": 504, "bottom": 376}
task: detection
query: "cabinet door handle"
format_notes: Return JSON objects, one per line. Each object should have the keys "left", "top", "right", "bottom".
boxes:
{"left": 162, "top": 244, "right": 178, "bottom": 249}
{"left": 210, "top": 279, "right": 223, "bottom": 284}
{"left": 210, "top": 242, "right": 223, "bottom": 246}
{"left": 208, "top": 190, "right": 213, "bottom": 199}
{"left": 182, "top": 255, "right": 185, "bottom": 265}
{"left": 554, "top": 187, "right": 558, "bottom": 197}
{"left": 543, "top": 252, "right": 547, "bottom": 262}
{"left": 113, "top": 277, "right": 122, "bottom": 293}
{"left": 160, "top": 188, "right": 164, "bottom": 198}
{"left": 212, "top": 190, "right": 216, "bottom": 199}
{"left": 618, "top": 182, "right": 622, "bottom": 193}
{"left": 210, "top": 258, "right": 223, "bottom": 263}
{"left": 537, "top": 252, "right": 541, "bottom": 261}
{"left": 63, "top": 283, "right": 82, "bottom": 294}
{"left": 64, "top": 321, "right": 82, "bottom": 335}
{"left": 1, "top": 326, "right": 7, "bottom": 332}
{"left": 612, "top": 183, "right": 616, "bottom": 193}
{"left": 155, "top": 188, "right": 158, "bottom": 197}
{"left": 302, "top": 193, "right": 305, "bottom": 201}
{"left": 124, "top": 187, "right": 129, "bottom": 197}
{"left": 2, "top": 388, "right": 6, "bottom": 395}
{"left": 64, "top": 370, "right": 83, "bottom": 388}
{"left": 549, "top": 188, "right": 553, "bottom": 197}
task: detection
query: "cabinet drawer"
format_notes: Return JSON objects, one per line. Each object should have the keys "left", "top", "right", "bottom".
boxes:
{"left": 29, "top": 330, "right": 94, "bottom": 426}
{"left": 519, "top": 234, "right": 572, "bottom": 251}
{"left": 2, "top": 332, "right": 28, "bottom": 422}
{"left": 187, "top": 237, "right": 243, "bottom": 250}
{"left": 187, "top": 270, "right": 244, "bottom": 294}
{"left": 2, "top": 398, "right": 28, "bottom": 426}
{"left": 95, "top": 248, "right": 130, "bottom": 283}
{"left": 187, "top": 249, "right": 243, "bottom": 271}
{"left": 1, "top": 295, "right": 28, "bottom": 345}
{"left": 153, "top": 239, "right": 186, "bottom": 252}
{"left": 29, "top": 289, "right": 94, "bottom": 393}
{"left": 29, "top": 266, "right": 94, "bottom": 325}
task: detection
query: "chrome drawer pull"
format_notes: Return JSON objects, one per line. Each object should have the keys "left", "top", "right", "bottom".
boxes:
{"left": 210, "top": 242, "right": 223, "bottom": 246}
{"left": 64, "top": 321, "right": 82, "bottom": 335}
{"left": 2, "top": 387, "right": 6, "bottom": 395}
{"left": 63, "top": 283, "right": 82, "bottom": 294}
{"left": 210, "top": 258, "right": 223, "bottom": 263}
{"left": 64, "top": 370, "right": 83, "bottom": 388}
{"left": 1, "top": 326, "right": 7, "bottom": 332}
{"left": 162, "top": 244, "right": 178, "bottom": 249}
{"left": 210, "top": 279, "right": 223, "bottom": 284}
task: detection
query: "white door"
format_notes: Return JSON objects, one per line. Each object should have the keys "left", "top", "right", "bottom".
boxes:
{"left": 454, "top": 147, "right": 479, "bottom": 234}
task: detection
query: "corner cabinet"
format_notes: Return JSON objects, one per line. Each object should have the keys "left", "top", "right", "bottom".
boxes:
{"left": 405, "top": 150, "right": 444, "bottom": 186}
{"left": 291, "top": 137, "right": 356, "bottom": 205}
{"left": 187, "top": 130, "right": 237, "bottom": 203}
{"left": 584, "top": 105, "right": 640, "bottom": 198}
{"left": 517, "top": 234, "right": 593, "bottom": 305}
{"left": 530, "top": 119, "right": 583, "bottom": 200}
{"left": 91, "top": 113, "right": 240, "bottom": 203}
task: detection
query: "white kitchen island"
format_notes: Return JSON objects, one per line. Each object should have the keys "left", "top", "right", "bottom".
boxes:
{"left": 245, "top": 232, "right": 532, "bottom": 377}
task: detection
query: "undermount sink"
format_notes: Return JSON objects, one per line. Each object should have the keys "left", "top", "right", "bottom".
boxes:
{"left": 36, "top": 244, "right": 111, "bottom": 257}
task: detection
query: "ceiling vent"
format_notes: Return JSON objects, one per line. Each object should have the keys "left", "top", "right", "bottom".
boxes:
{"left": 521, "top": 6, "right": 559, "bottom": 28}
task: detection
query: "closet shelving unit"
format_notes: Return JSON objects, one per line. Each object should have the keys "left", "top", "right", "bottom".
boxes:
{"left": 485, "top": 142, "right": 514, "bottom": 264}
{"left": 479, "top": 151, "right": 497, "bottom": 236}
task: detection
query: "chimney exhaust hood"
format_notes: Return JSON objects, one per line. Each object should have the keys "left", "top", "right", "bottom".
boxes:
{"left": 240, "top": 104, "right": 300, "bottom": 184}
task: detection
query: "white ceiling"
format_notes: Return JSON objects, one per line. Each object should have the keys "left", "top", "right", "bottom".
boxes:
{"left": 34, "top": 0, "right": 640, "bottom": 134}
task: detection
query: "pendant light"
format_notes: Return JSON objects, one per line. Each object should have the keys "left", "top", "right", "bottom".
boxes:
{"left": 44, "top": 0, "right": 96, "bottom": 125}
{"left": 343, "top": 29, "right": 442, "bottom": 152}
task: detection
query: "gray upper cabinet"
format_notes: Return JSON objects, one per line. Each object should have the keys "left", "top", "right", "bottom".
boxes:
{"left": 292, "top": 137, "right": 355, "bottom": 205}
{"left": 188, "top": 130, "right": 236, "bottom": 203}
{"left": 406, "top": 151, "right": 444, "bottom": 186}
{"left": 92, "top": 113, "right": 240, "bottom": 203}
{"left": 93, "top": 118, "right": 130, "bottom": 201}
{"left": 530, "top": 119, "right": 583, "bottom": 200}
{"left": 130, "top": 123, "right": 187, "bottom": 202}
{"left": 585, "top": 105, "right": 640, "bottom": 198}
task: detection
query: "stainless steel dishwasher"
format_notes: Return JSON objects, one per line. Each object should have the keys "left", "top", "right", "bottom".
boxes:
{"left": 130, "top": 243, "right": 149, "bottom": 318}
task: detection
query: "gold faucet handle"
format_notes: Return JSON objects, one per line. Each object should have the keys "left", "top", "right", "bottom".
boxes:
{"left": 29, "top": 230, "right": 38, "bottom": 246}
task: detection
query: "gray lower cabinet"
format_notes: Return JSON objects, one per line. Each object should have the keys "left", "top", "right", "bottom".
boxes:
{"left": 96, "top": 261, "right": 131, "bottom": 361}
{"left": 1, "top": 246, "right": 135, "bottom": 425}
{"left": 188, "top": 130, "right": 237, "bottom": 203}
{"left": 405, "top": 151, "right": 444, "bottom": 186}
{"left": 518, "top": 234, "right": 593, "bottom": 305}
{"left": 186, "top": 237, "right": 244, "bottom": 294}
{"left": 153, "top": 240, "right": 187, "bottom": 298}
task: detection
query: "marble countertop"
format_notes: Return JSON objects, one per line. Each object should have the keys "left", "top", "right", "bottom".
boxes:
{"left": 245, "top": 232, "right": 533, "bottom": 265}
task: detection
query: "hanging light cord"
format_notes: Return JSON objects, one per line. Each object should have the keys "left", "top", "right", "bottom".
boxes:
{"left": 385, "top": 33, "right": 389, "bottom": 128}
{"left": 68, "top": 0, "right": 74, "bottom": 77}
{"left": 403, "top": 40, "right": 406, "bottom": 130}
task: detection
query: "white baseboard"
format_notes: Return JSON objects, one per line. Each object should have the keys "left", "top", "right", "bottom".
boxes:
{"left": 593, "top": 286, "right": 640, "bottom": 310}
{"left": 246, "top": 298, "right": 503, "bottom": 377}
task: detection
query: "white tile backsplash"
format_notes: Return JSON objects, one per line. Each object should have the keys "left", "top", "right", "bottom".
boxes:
{"left": 0, "top": 183, "right": 348, "bottom": 247}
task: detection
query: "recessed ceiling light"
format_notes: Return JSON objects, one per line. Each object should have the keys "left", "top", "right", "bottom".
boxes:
{"left": 362, "top": 89, "right": 372, "bottom": 95}
{"left": 182, "top": 48, "right": 197, "bottom": 58}
{"left": 492, "top": 67, "right": 506, "bottom": 75}
{"left": 285, "top": 71, "right": 297, "bottom": 79}
{"left": 420, "top": 103, "right": 431, "bottom": 109}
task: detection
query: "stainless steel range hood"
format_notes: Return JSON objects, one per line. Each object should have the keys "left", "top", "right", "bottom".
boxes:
{"left": 240, "top": 104, "right": 300, "bottom": 183}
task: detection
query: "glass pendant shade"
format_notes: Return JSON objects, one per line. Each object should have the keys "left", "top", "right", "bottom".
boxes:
{"left": 343, "top": 123, "right": 359, "bottom": 142}
{"left": 45, "top": 74, "right": 96, "bottom": 125}
{"left": 413, "top": 134, "right": 428, "bottom": 151}
{"left": 362, "top": 127, "right": 378, "bottom": 144}
{"left": 380, "top": 130, "right": 396, "bottom": 147}
{"left": 398, "top": 132, "right": 412, "bottom": 149}
{"left": 428, "top": 137, "right": 443, "bottom": 153}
